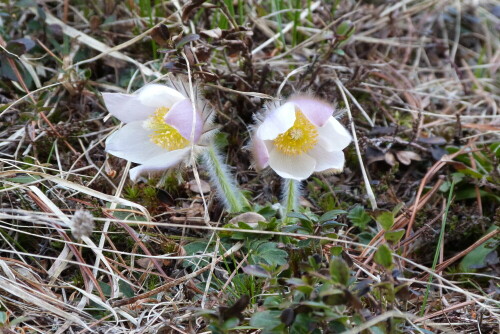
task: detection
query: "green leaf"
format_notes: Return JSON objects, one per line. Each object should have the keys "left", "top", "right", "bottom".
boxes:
{"left": 263, "top": 296, "right": 282, "bottom": 308}
{"left": 329, "top": 257, "right": 350, "bottom": 286}
{"left": 299, "top": 218, "right": 314, "bottom": 234}
{"left": 330, "top": 246, "right": 343, "bottom": 257}
{"left": 98, "top": 281, "right": 111, "bottom": 297}
{"left": 358, "top": 232, "right": 374, "bottom": 245}
{"left": 297, "top": 238, "right": 313, "bottom": 248}
{"left": 336, "top": 20, "right": 353, "bottom": 35}
{"left": 119, "top": 280, "right": 135, "bottom": 298}
{"left": 295, "top": 285, "right": 314, "bottom": 295}
{"left": 222, "top": 317, "right": 240, "bottom": 330}
{"left": 451, "top": 172, "right": 465, "bottom": 183}
{"left": 291, "top": 313, "right": 316, "bottom": 334}
{"left": 374, "top": 211, "right": 394, "bottom": 231}
{"left": 321, "top": 220, "right": 346, "bottom": 228}
{"left": 0, "top": 311, "right": 6, "bottom": 324}
{"left": 334, "top": 49, "right": 345, "bottom": 56}
{"left": 237, "top": 221, "right": 254, "bottom": 230}
{"left": 347, "top": 205, "right": 371, "bottom": 229}
{"left": 391, "top": 202, "right": 404, "bottom": 216}
{"left": 319, "top": 210, "right": 346, "bottom": 223}
{"left": 250, "top": 310, "right": 282, "bottom": 330}
{"left": 460, "top": 226, "right": 499, "bottom": 271}
{"left": 455, "top": 187, "right": 500, "bottom": 202}
{"left": 439, "top": 181, "right": 451, "bottom": 193}
{"left": 4, "top": 174, "right": 42, "bottom": 184}
{"left": 287, "top": 212, "right": 313, "bottom": 222}
{"left": 384, "top": 229, "right": 405, "bottom": 244}
{"left": 242, "top": 265, "right": 270, "bottom": 278}
{"left": 251, "top": 242, "right": 288, "bottom": 266}
{"left": 184, "top": 241, "right": 212, "bottom": 255}
{"left": 6, "top": 38, "right": 36, "bottom": 56}
{"left": 374, "top": 244, "right": 393, "bottom": 268}
{"left": 214, "top": 131, "right": 229, "bottom": 149}
{"left": 369, "top": 326, "right": 386, "bottom": 334}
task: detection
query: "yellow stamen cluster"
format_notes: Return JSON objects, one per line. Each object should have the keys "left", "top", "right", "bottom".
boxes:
{"left": 273, "top": 111, "right": 318, "bottom": 155}
{"left": 146, "top": 107, "right": 189, "bottom": 151}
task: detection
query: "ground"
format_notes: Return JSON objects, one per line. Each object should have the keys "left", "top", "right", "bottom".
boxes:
{"left": 0, "top": 0, "right": 499, "bottom": 333}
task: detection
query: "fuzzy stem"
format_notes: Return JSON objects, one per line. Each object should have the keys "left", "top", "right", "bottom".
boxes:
{"left": 203, "top": 145, "right": 248, "bottom": 213}
{"left": 282, "top": 178, "right": 300, "bottom": 223}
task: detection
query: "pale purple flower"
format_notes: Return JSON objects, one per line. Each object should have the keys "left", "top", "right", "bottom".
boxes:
{"left": 103, "top": 81, "right": 213, "bottom": 181}
{"left": 251, "top": 96, "right": 352, "bottom": 181}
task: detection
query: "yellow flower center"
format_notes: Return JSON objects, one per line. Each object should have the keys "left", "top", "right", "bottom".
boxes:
{"left": 273, "top": 111, "right": 318, "bottom": 155}
{"left": 145, "top": 107, "right": 190, "bottom": 150}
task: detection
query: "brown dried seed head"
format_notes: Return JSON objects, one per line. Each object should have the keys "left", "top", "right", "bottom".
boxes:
{"left": 71, "top": 210, "right": 95, "bottom": 240}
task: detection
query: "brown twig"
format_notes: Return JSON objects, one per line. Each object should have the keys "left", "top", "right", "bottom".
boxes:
{"left": 420, "top": 228, "right": 500, "bottom": 281}
{"left": 26, "top": 190, "right": 106, "bottom": 300}
{"left": 112, "top": 242, "right": 242, "bottom": 307}
{"left": 101, "top": 211, "right": 172, "bottom": 281}
{"left": 403, "top": 144, "right": 475, "bottom": 258}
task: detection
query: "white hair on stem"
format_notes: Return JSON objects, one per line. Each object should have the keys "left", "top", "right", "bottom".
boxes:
{"left": 202, "top": 144, "right": 247, "bottom": 213}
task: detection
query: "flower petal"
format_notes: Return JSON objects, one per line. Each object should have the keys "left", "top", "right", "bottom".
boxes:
{"left": 251, "top": 135, "right": 270, "bottom": 170}
{"left": 317, "top": 117, "right": 352, "bottom": 151}
{"left": 290, "top": 96, "right": 334, "bottom": 127}
{"left": 257, "top": 102, "right": 296, "bottom": 140}
{"left": 137, "top": 84, "right": 185, "bottom": 109}
{"left": 308, "top": 145, "right": 345, "bottom": 172}
{"left": 129, "top": 147, "right": 190, "bottom": 182}
{"left": 268, "top": 149, "right": 316, "bottom": 181}
{"left": 102, "top": 92, "right": 157, "bottom": 123}
{"left": 105, "top": 121, "right": 165, "bottom": 163}
{"left": 163, "top": 99, "right": 202, "bottom": 142}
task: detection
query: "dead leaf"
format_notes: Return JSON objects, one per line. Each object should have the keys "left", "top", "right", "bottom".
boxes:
{"left": 384, "top": 152, "right": 396, "bottom": 166}
{"left": 150, "top": 24, "right": 170, "bottom": 46}
{"left": 366, "top": 147, "right": 386, "bottom": 164}
{"left": 368, "top": 126, "right": 398, "bottom": 136}
{"left": 430, "top": 145, "right": 447, "bottom": 160}
{"left": 396, "top": 151, "right": 422, "bottom": 165}
{"left": 136, "top": 257, "right": 155, "bottom": 269}
{"left": 187, "top": 179, "right": 210, "bottom": 194}
{"left": 89, "top": 15, "right": 101, "bottom": 32}
{"left": 417, "top": 136, "right": 447, "bottom": 145}
{"left": 200, "top": 28, "right": 222, "bottom": 39}
{"left": 182, "top": 0, "right": 208, "bottom": 23}
{"left": 229, "top": 212, "right": 266, "bottom": 228}
{"left": 462, "top": 123, "right": 500, "bottom": 131}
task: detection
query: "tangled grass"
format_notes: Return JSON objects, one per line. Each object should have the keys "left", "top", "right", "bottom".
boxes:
{"left": 0, "top": 0, "right": 499, "bottom": 333}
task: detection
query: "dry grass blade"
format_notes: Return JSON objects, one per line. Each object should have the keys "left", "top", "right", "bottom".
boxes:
{"left": 112, "top": 242, "right": 242, "bottom": 307}
{"left": 1, "top": 0, "right": 498, "bottom": 332}
{"left": 32, "top": 7, "right": 160, "bottom": 78}
{"left": 335, "top": 78, "right": 377, "bottom": 209}
{"left": 0, "top": 277, "right": 91, "bottom": 330}
{"left": 0, "top": 171, "right": 151, "bottom": 220}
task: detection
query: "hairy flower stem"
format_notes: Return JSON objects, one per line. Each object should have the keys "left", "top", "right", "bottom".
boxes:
{"left": 282, "top": 178, "right": 300, "bottom": 223}
{"left": 203, "top": 145, "right": 248, "bottom": 213}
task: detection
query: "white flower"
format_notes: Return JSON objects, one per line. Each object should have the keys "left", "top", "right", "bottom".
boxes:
{"left": 103, "top": 80, "right": 213, "bottom": 181}
{"left": 251, "top": 96, "right": 352, "bottom": 181}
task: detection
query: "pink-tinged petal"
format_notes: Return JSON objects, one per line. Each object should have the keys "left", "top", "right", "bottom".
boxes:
{"left": 102, "top": 93, "right": 157, "bottom": 123}
{"left": 137, "top": 84, "right": 185, "bottom": 109}
{"left": 290, "top": 96, "right": 334, "bottom": 127}
{"left": 163, "top": 99, "right": 202, "bottom": 143}
{"left": 308, "top": 145, "right": 345, "bottom": 172}
{"left": 257, "top": 102, "right": 296, "bottom": 140}
{"left": 129, "top": 147, "right": 190, "bottom": 182}
{"left": 317, "top": 117, "right": 352, "bottom": 152}
{"left": 105, "top": 121, "right": 165, "bottom": 163}
{"left": 268, "top": 149, "right": 316, "bottom": 181}
{"left": 251, "top": 135, "right": 270, "bottom": 170}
